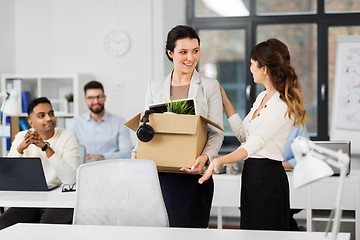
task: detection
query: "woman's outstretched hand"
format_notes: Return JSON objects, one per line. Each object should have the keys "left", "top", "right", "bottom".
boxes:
{"left": 198, "top": 158, "right": 222, "bottom": 184}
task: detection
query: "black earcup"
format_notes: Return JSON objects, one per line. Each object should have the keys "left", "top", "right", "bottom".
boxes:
{"left": 136, "top": 124, "right": 155, "bottom": 142}
{"left": 136, "top": 109, "right": 155, "bottom": 142}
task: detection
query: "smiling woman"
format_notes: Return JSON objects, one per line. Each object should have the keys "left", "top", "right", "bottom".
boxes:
{"left": 132, "top": 25, "right": 224, "bottom": 228}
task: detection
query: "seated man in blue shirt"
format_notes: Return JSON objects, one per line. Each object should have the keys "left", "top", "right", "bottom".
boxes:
{"left": 70, "top": 80, "right": 132, "bottom": 161}
{"left": 282, "top": 125, "right": 309, "bottom": 170}
{"left": 282, "top": 125, "right": 309, "bottom": 231}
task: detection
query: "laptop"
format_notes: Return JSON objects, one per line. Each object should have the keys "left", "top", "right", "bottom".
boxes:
{"left": 0, "top": 157, "right": 59, "bottom": 191}
{"left": 312, "top": 141, "right": 351, "bottom": 176}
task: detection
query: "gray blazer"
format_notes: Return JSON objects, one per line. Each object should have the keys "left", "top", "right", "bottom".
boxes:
{"left": 145, "top": 70, "right": 224, "bottom": 162}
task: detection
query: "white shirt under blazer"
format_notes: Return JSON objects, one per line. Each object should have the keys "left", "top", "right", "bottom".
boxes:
{"left": 228, "top": 91, "right": 293, "bottom": 161}
{"left": 144, "top": 69, "right": 224, "bottom": 162}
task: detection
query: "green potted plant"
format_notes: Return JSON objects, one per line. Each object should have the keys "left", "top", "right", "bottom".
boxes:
{"left": 65, "top": 93, "right": 73, "bottom": 102}
{"left": 165, "top": 99, "right": 195, "bottom": 115}
{"left": 65, "top": 93, "right": 74, "bottom": 113}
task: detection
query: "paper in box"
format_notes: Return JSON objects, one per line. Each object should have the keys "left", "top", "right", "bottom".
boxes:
{"left": 125, "top": 112, "right": 223, "bottom": 172}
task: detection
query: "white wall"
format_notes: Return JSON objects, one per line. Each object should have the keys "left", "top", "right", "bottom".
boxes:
{"left": 0, "top": 0, "right": 15, "bottom": 73}
{"left": 6, "top": 0, "right": 186, "bottom": 144}
{"left": 163, "top": 0, "right": 187, "bottom": 74}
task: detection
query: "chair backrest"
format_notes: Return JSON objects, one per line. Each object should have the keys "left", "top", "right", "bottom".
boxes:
{"left": 78, "top": 144, "right": 86, "bottom": 164}
{"left": 73, "top": 159, "right": 169, "bottom": 227}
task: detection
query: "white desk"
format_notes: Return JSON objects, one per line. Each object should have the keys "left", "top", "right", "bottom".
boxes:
{"left": 0, "top": 187, "right": 75, "bottom": 208}
{"left": 212, "top": 170, "right": 360, "bottom": 239}
{"left": 0, "top": 172, "right": 359, "bottom": 238}
{"left": 0, "top": 223, "right": 351, "bottom": 240}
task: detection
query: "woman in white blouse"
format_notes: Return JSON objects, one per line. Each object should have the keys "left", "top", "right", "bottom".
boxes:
{"left": 199, "top": 38, "right": 307, "bottom": 231}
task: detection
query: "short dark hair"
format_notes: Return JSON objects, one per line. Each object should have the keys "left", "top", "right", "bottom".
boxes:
{"left": 84, "top": 80, "right": 104, "bottom": 94}
{"left": 27, "top": 97, "right": 52, "bottom": 116}
{"left": 165, "top": 25, "right": 200, "bottom": 62}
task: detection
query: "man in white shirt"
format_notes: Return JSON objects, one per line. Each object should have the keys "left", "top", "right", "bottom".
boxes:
{"left": 0, "top": 97, "right": 79, "bottom": 230}
{"left": 70, "top": 80, "right": 132, "bottom": 161}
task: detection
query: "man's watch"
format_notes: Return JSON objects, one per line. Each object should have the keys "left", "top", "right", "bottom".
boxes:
{"left": 41, "top": 141, "right": 50, "bottom": 151}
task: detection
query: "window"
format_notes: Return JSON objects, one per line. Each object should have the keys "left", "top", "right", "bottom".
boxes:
{"left": 194, "top": 0, "right": 250, "bottom": 17}
{"left": 188, "top": 0, "right": 360, "bottom": 145}
{"left": 325, "top": 0, "right": 360, "bottom": 13}
{"left": 198, "top": 29, "right": 246, "bottom": 134}
{"left": 256, "top": 0, "right": 316, "bottom": 15}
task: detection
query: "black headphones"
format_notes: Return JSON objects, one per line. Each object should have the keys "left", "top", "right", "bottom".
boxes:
{"left": 136, "top": 110, "right": 155, "bottom": 142}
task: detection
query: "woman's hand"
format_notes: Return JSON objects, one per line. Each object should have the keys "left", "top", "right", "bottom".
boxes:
{"left": 219, "top": 85, "right": 236, "bottom": 118}
{"left": 219, "top": 84, "right": 229, "bottom": 105}
{"left": 198, "top": 158, "right": 222, "bottom": 184}
{"left": 131, "top": 151, "right": 137, "bottom": 159}
{"left": 180, "top": 154, "right": 208, "bottom": 175}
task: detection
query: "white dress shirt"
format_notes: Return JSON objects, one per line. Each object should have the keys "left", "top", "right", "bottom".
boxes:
{"left": 228, "top": 91, "right": 293, "bottom": 161}
{"left": 144, "top": 70, "right": 224, "bottom": 162}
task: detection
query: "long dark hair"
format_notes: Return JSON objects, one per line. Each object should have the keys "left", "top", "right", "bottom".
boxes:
{"left": 251, "top": 38, "right": 306, "bottom": 126}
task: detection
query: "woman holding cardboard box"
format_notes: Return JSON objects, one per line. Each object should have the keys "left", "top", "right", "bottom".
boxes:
{"left": 131, "top": 25, "right": 224, "bottom": 228}
{"left": 199, "top": 38, "right": 307, "bottom": 231}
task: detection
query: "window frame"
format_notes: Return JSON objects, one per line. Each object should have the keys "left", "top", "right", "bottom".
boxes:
{"left": 187, "top": 0, "right": 360, "bottom": 147}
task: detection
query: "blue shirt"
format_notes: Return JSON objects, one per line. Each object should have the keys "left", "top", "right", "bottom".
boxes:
{"left": 282, "top": 125, "right": 309, "bottom": 167}
{"left": 70, "top": 111, "right": 132, "bottom": 160}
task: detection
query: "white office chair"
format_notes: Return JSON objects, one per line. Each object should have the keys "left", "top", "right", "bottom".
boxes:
{"left": 72, "top": 159, "right": 169, "bottom": 227}
{"left": 78, "top": 144, "right": 86, "bottom": 164}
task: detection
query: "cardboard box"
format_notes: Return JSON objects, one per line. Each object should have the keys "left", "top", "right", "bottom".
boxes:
{"left": 125, "top": 113, "right": 223, "bottom": 172}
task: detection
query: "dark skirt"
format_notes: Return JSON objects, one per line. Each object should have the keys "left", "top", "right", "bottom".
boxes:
{"left": 240, "top": 158, "right": 290, "bottom": 230}
{"left": 158, "top": 172, "right": 214, "bottom": 228}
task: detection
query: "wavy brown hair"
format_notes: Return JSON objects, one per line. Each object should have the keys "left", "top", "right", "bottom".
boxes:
{"left": 250, "top": 38, "right": 306, "bottom": 126}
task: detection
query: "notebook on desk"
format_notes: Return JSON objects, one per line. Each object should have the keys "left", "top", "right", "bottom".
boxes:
{"left": 312, "top": 141, "right": 351, "bottom": 176}
{"left": 0, "top": 157, "right": 59, "bottom": 191}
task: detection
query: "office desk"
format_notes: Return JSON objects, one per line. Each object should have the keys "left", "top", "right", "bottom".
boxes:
{"left": 0, "top": 187, "right": 75, "bottom": 208}
{"left": 0, "top": 172, "right": 358, "bottom": 238}
{"left": 0, "top": 223, "right": 351, "bottom": 240}
{"left": 212, "top": 170, "right": 360, "bottom": 239}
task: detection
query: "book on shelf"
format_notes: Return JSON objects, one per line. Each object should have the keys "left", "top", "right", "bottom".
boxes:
{"left": 21, "top": 91, "right": 31, "bottom": 113}
{"left": 6, "top": 117, "right": 10, "bottom": 151}
{"left": 19, "top": 119, "right": 30, "bottom": 131}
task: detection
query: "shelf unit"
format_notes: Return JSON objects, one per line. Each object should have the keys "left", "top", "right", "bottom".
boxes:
{"left": 0, "top": 73, "right": 93, "bottom": 156}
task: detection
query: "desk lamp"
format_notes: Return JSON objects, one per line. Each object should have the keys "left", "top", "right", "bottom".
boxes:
{"left": 1, "top": 89, "right": 22, "bottom": 138}
{"left": 3, "top": 89, "right": 22, "bottom": 117}
{"left": 291, "top": 136, "right": 350, "bottom": 240}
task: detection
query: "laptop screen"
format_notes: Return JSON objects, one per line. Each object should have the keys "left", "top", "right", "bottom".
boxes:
{"left": 0, "top": 157, "right": 54, "bottom": 191}
{"left": 312, "top": 141, "right": 351, "bottom": 176}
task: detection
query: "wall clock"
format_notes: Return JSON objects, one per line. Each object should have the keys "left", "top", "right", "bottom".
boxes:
{"left": 104, "top": 29, "right": 130, "bottom": 57}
